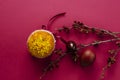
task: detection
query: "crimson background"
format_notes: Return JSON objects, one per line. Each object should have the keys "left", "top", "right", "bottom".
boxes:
{"left": 0, "top": 0, "right": 120, "bottom": 80}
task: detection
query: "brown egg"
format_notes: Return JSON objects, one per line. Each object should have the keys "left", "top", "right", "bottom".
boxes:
{"left": 80, "top": 49, "right": 96, "bottom": 66}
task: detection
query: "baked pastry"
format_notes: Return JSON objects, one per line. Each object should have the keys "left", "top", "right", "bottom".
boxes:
{"left": 27, "top": 30, "right": 56, "bottom": 58}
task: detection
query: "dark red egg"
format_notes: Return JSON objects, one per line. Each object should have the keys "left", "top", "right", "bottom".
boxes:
{"left": 80, "top": 49, "right": 96, "bottom": 66}
{"left": 66, "top": 41, "right": 77, "bottom": 52}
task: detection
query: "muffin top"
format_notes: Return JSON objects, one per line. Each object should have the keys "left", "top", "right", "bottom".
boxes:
{"left": 27, "top": 30, "right": 56, "bottom": 58}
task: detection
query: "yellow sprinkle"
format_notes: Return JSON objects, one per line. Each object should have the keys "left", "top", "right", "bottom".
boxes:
{"left": 27, "top": 30, "right": 56, "bottom": 58}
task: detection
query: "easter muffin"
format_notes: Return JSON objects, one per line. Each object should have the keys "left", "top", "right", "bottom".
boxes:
{"left": 27, "top": 30, "right": 56, "bottom": 58}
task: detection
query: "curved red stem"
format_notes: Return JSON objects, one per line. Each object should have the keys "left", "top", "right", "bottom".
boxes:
{"left": 46, "top": 12, "right": 66, "bottom": 30}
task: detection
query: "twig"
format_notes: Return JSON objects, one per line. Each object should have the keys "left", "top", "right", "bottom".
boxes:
{"left": 78, "top": 38, "right": 120, "bottom": 49}
{"left": 113, "top": 32, "right": 120, "bottom": 34}
{"left": 40, "top": 37, "right": 120, "bottom": 80}
{"left": 40, "top": 51, "right": 67, "bottom": 80}
{"left": 40, "top": 20, "right": 120, "bottom": 80}
{"left": 72, "top": 21, "right": 119, "bottom": 38}
{"left": 99, "top": 47, "right": 120, "bottom": 80}
{"left": 84, "top": 25, "right": 118, "bottom": 38}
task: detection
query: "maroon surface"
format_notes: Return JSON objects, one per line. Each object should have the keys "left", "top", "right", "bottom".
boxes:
{"left": 0, "top": 0, "right": 120, "bottom": 80}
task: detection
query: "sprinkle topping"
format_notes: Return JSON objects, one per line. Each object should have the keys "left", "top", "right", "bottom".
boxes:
{"left": 27, "top": 30, "right": 55, "bottom": 58}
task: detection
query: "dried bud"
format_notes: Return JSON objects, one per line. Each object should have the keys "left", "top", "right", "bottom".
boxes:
{"left": 116, "top": 41, "right": 120, "bottom": 47}
{"left": 72, "top": 21, "right": 83, "bottom": 29}
{"left": 58, "top": 28, "right": 63, "bottom": 32}
{"left": 97, "top": 30, "right": 105, "bottom": 38}
{"left": 63, "top": 26, "right": 70, "bottom": 33}
{"left": 54, "top": 49, "right": 63, "bottom": 56}
{"left": 74, "top": 21, "right": 77, "bottom": 23}
{"left": 107, "top": 57, "right": 116, "bottom": 64}
{"left": 108, "top": 50, "right": 116, "bottom": 55}
{"left": 107, "top": 63, "right": 111, "bottom": 68}
{"left": 42, "top": 25, "right": 46, "bottom": 29}
{"left": 82, "top": 27, "right": 89, "bottom": 33}
{"left": 91, "top": 28, "right": 96, "bottom": 33}
{"left": 78, "top": 22, "right": 84, "bottom": 26}
{"left": 72, "top": 53, "right": 79, "bottom": 63}
{"left": 108, "top": 49, "right": 116, "bottom": 55}
{"left": 93, "top": 41, "right": 99, "bottom": 47}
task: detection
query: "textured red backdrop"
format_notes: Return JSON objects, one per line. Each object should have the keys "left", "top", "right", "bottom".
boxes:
{"left": 0, "top": 0, "right": 120, "bottom": 80}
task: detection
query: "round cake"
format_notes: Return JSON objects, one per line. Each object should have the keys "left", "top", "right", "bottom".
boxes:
{"left": 27, "top": 30, "right": 56, "bottom": 58}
